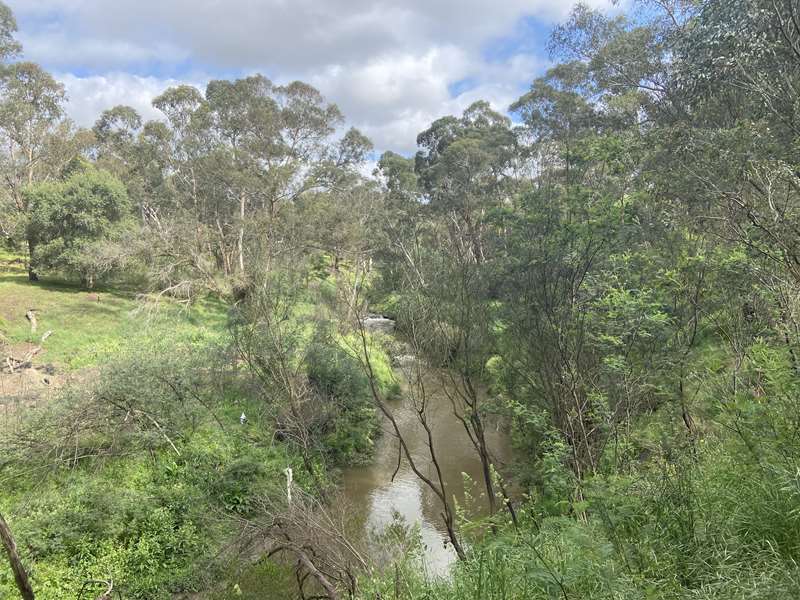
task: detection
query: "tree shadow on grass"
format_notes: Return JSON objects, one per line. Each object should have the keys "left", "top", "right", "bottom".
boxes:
{"left": 0, "top": 273, "right": 230, "bottom": 334}
{"left": 0, "top": 273, "right": 138, "bottom": 300}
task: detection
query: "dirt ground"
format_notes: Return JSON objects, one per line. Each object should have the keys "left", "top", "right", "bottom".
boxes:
{"left": 0, "top": 337, "right": 64, "bottom": 418}
{"left": 0, "top": 366, "right": 56, "bottom": 396}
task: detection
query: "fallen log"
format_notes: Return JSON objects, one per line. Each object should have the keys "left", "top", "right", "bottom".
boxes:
{"left": 2, "top": 331, "right": 53, "bottom": 373}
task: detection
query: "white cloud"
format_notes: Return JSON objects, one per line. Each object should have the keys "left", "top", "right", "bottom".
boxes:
{"left": 11, "top": 0, "right": 619, "bottom": 71}
{"left": 57, "top": 72, "right": 196, "bottom": 127}
{"left": 9, "top": 0, "right": 620, "bottom": 152}
{"left": 304, "top": 48, "right": 547, "bottom": 152}
{"left": 21, "top": 33, "right": 188, "bottom": 72}
{"left": 306, "top": 47, "right": 469, "bottom": 151}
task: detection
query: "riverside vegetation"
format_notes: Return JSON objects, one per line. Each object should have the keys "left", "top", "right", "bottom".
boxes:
{"left": 2, "top": 1, "right": 800, "bottom": 598}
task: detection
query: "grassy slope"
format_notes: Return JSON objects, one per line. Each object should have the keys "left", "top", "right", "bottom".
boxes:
{"left": 0, "top": 252, "right": 401, "bottom": 599}
{"left": 0, "top": 249, "right": 227, "bottom": 370}
{"left": 0, "top": 252, "right": 244, "bottom": 599}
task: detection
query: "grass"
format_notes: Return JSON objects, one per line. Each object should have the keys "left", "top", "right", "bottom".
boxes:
{"left": 0, "top": 249, "right": 229, "bottom": 370}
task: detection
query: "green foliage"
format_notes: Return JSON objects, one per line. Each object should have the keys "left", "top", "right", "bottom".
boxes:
{"left": 25, "top": 164, "right": 133, "bottom": 286}
{"left": 308, "top": 340, "right": 376, "bottom": 463}
{"left": 0, "top": 340, "right": 302, "bottom": 599}
{"left": 211, "top": 559, "right": 299, "bottom": 600}
{"left": 4, "top": 2, "right": 800, "bottom": 600}
{"left": 306, "top": 333, "right": 397, "bottom": 465}
{"left": 360, "top": 434, "right": 800, "bottom": 598}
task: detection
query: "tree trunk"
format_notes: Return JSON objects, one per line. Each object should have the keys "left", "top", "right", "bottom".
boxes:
{"left": 238, "top": 193, "right": 246, "bottom": 274}
{"left": 0, "top": 512, "right": 35, "bottom": 600}
{"left": 473, "top": 417, "right": 498, "bottom": 516}
{"left": 27, "top": 147, "right": 34, "bottom": 187}
{"left": 26, "top": 238, "right": 38, "bottom": 282}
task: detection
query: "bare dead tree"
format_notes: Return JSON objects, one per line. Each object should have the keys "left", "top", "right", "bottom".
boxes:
{"left": 342, "top": 265, "right": 467, "bottom": 560}
{"left": 231, "top": 488, "right": 369, "bottom": 600}
{"left": 417, "top": 243, "right": 505, "bottom": 523}
{"left": 384, "top": 208, "right": 517, "bottom": 528}
{"left": 230, "top": 270, "right": 339, "bottom": 498}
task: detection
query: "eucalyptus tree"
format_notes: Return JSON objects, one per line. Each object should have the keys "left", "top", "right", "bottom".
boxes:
{"left": 510, "top": 61, "right": 601, "bottom": 186}
{"left": 94, "top": 105, "right": 143, "bottom": 163}
{"left": 0, "top": 2, "right": 84, "bottom": 278}
{"left": 150, "top": 84, "right": 211, "bottom": 215}
{"left": 143, "top": 76, "right": 371, "bottom": 300}
{"left": 0, "top": 62, "right": 66, "bottom": 203}
{"left": 492, "top": 0, "right": 800, "bottom": 500}
{"left": 0, "top": 63, "right": 74, "bottom": 280}
{"left": 670, "top": 0, "right": 800, "bottom": 276}
{"left": 93, "top": 105, "right": 145, "bottom": 191}
{"left": 662, "top": 0, "right": 800, "bottom": 386}
{"left": 94, "top": 106, "right": 169, "bottom": 218}
{"left": 372, "top": 151, "right": 428, "bottom": 296}
{"left": 0, "top": 1, "right": 19, "bottom": 62}
{"left": 377, "top": 151, "right": 419, "bottom": 202}
{"left": 415, "top": 101, "right": 516, "bottom": 264}
{"left": 492, "top": 27, "right": 683, "bottom": 496}
{"left": 295, "top": 178, "right": 379, "bottom": 281}
{"left": 551, "top": 1, "right": 698, "bottom": 120}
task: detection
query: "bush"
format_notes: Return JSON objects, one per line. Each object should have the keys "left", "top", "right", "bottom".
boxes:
{"left": 307, "top": 340, "right": 379, "bottom": 464}
{"left": 25, "top": 163, "right": 133, "bottom": 287}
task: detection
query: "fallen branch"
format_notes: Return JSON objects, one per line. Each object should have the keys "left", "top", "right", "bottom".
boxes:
{"left": 0, "top": 511, "right": 35, "bottom": 600}
{"left": 78, "top": 578, "right": 117, "bottom": 600}
{"left": 3, "top": 331, "right": 54, "bottom": 373}
{"left": 135, "top": 410, "right": 182, "bottom": 456}
{"left": 268, "top": 543, "right": 340, "bottom": 600}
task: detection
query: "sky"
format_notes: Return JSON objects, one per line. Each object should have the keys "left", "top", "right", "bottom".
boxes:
{"left": 7, "top": 0, "right": 619, "bottom": 155}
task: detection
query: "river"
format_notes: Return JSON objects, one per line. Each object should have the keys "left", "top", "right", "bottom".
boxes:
{"left": 341, "top": 363, "right": 513, "bottom": 577}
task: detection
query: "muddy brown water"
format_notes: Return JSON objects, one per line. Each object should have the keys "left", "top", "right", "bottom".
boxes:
{"left": 341, "top": 364, "right": 513, "bottom": 578}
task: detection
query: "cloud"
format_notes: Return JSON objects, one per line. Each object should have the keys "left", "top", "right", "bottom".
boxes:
{"left": 9, "top": 0, "right": 620, "bottom": 153}
{"left": 21, "top": 33, "right": 188, "bottom": 73}
{"left": 57, "top": 72, "right": 197, "bottom": 127}
{"left": 307, "top": 49, "right": 545, "bottom": 152}
{"left": 11, "top": 0, "right": 618, "bottom": 72}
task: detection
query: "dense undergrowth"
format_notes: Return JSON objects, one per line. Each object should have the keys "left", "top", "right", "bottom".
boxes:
{"left": 351, "top": 290, "right": 800, "bottom": 599}
{"left": 0, "top": 261, "right": 398, "bottom": 599}
{"left": 5, "top": 261, "right": 800, "bottom": 599}
{"left": 3, "top": 0, "right": 800, "bottom": 598}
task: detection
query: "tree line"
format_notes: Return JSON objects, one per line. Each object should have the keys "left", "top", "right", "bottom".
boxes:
{"left": 3, "top": 0, "right": 800, "bottom": 598}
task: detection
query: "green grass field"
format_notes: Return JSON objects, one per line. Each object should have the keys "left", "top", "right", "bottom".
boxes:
{"left": 0, "top": 249, "right": 228, "bottom": 370}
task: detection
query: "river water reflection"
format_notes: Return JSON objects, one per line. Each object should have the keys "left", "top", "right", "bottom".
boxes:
{"left": 341, "top": 366, "right": 512, "bottom": 577}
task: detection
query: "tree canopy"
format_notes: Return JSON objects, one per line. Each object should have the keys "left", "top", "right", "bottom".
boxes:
{"left": 3, "top": 1, "right": 800, "bottom": 599}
